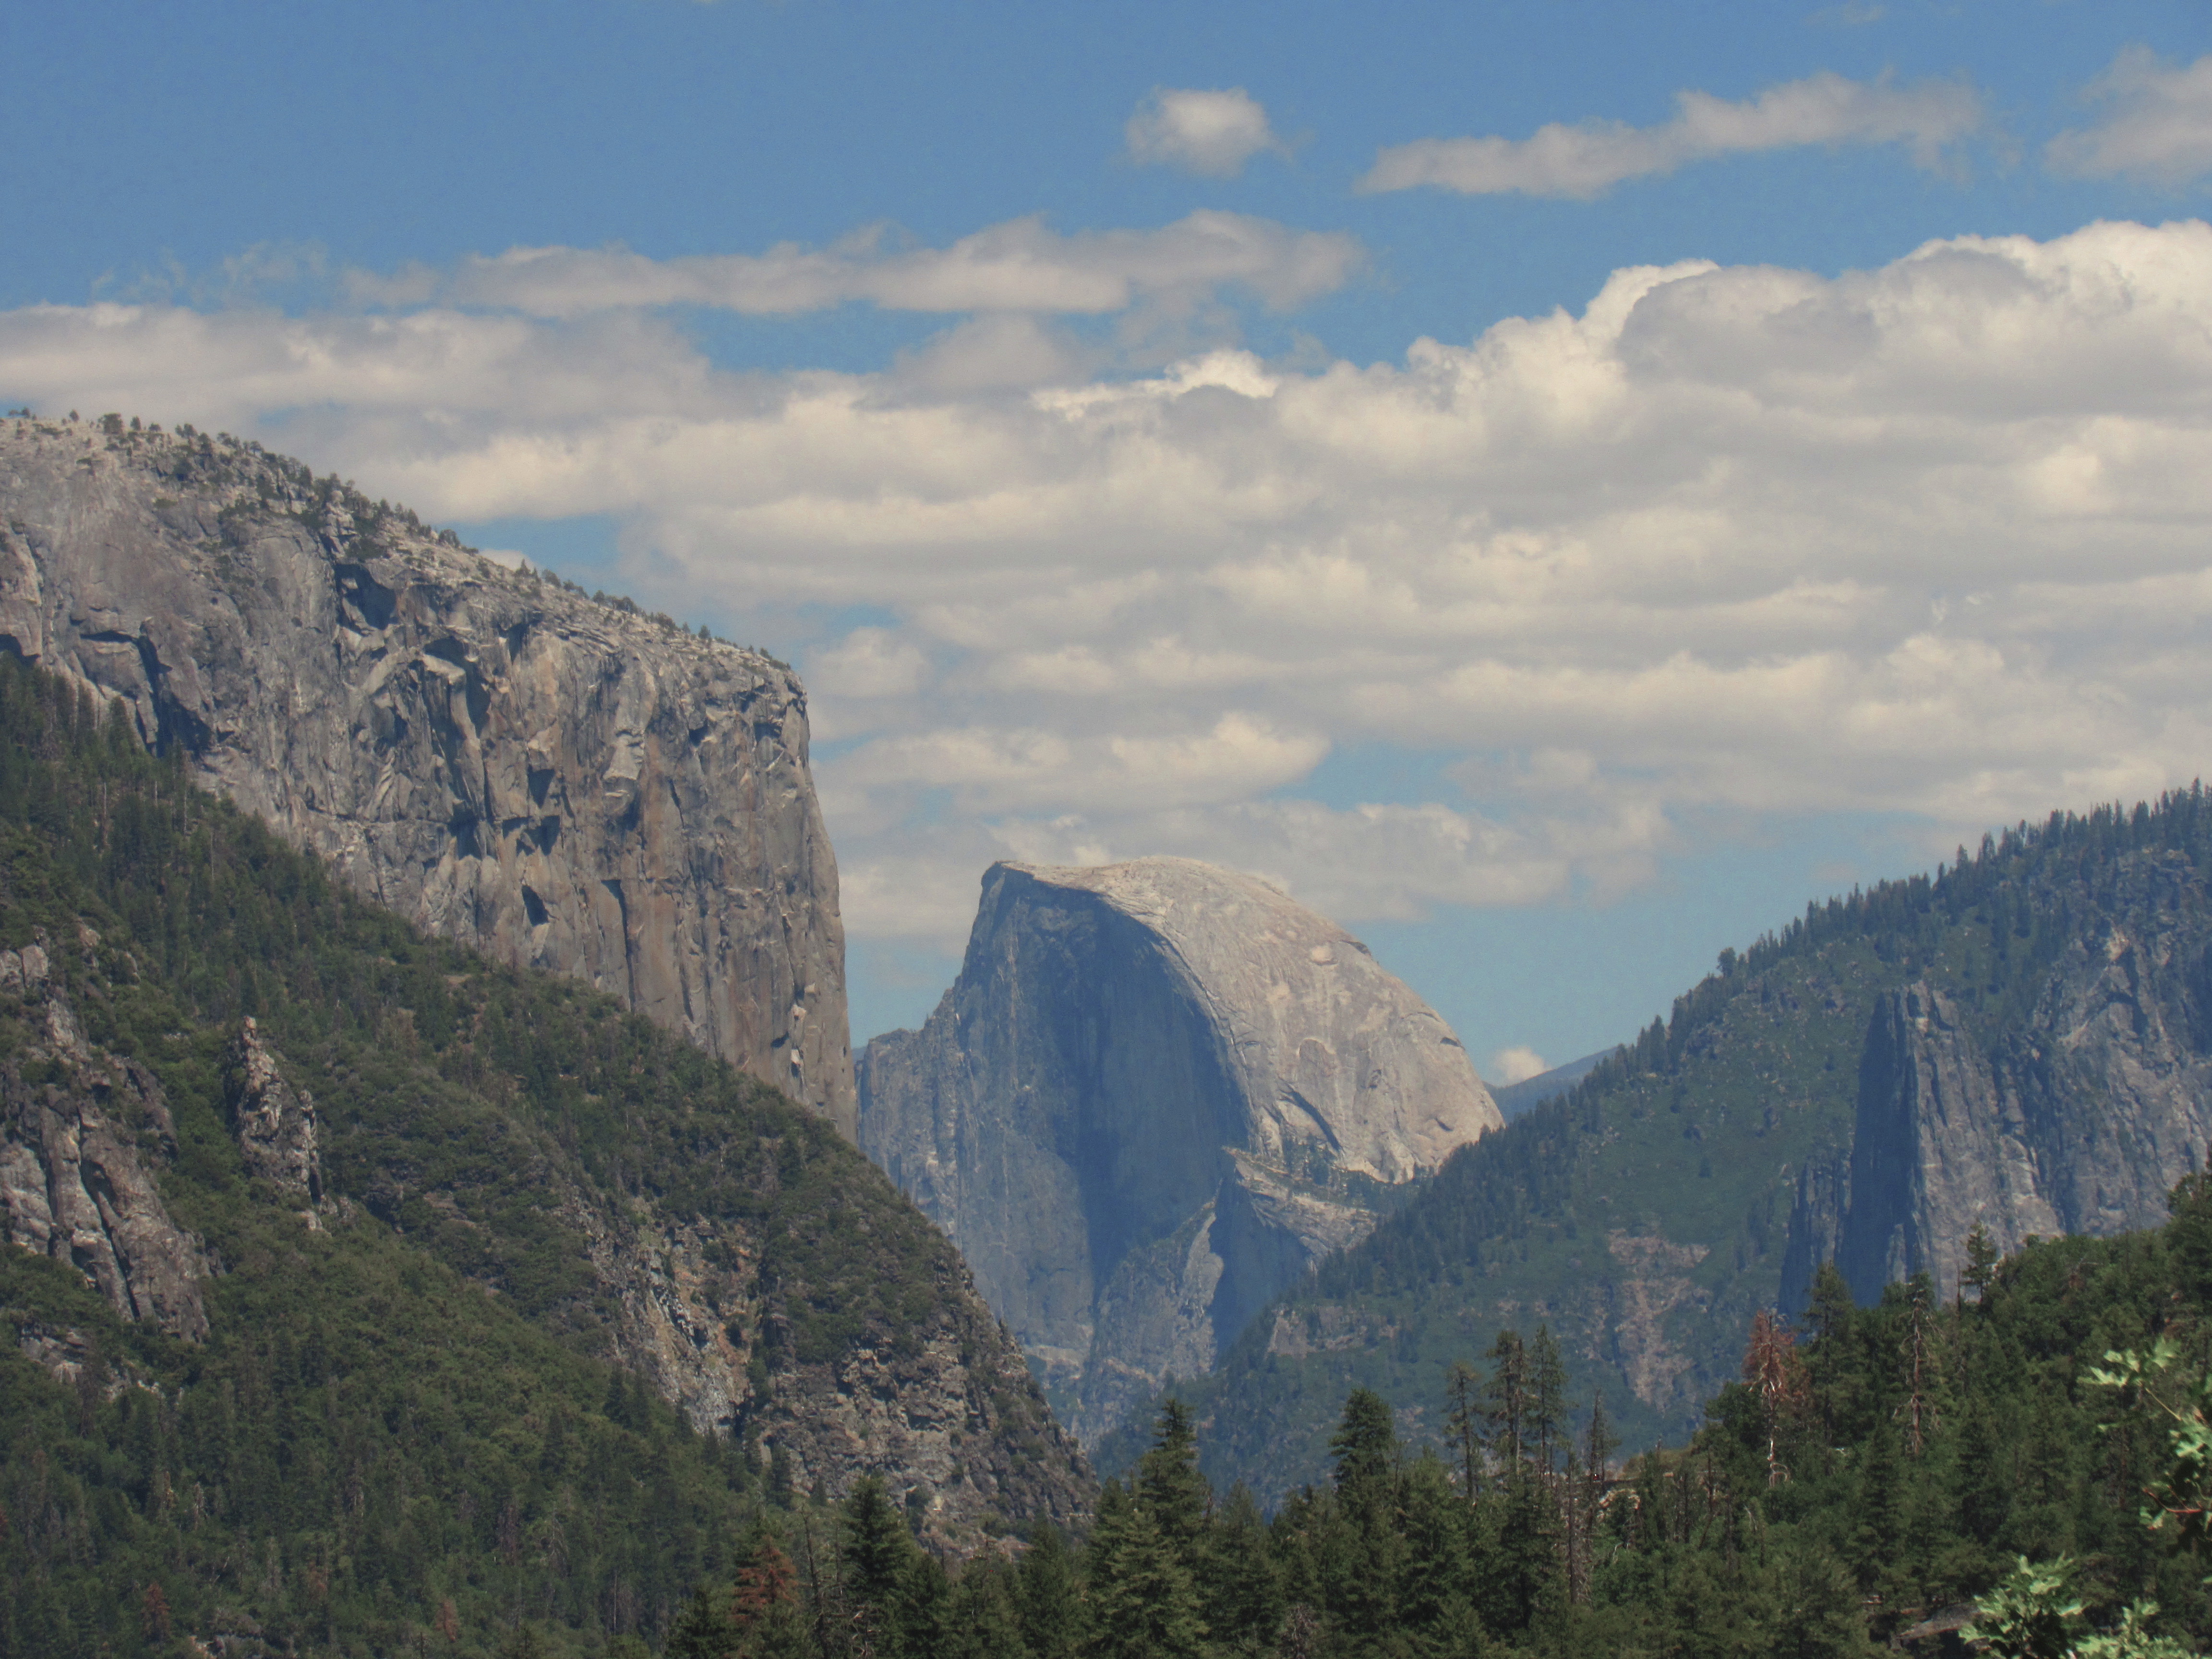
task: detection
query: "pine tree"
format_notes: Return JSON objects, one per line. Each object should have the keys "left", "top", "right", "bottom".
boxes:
{"left": 731, "top": 1528, "right": 808, "bottom": 1659}
{"left": 842, "top": 1476, "right": 922, "bottom": 1656}
{"left": 1528, "top": 1324, "right": 1569, "bottom": 1480}
{"left": 1202, "top": 1485, "right": 1286, "bottom": 1658}
{"left": 1015, "top": 1523, "right": 1083, "bottom": 1659}
{"left": 1744, "top": 1309, "right": 1810, "bottom": 1485}
{"left": 1962, "top": 1224, "right": 2000, "bottom": 1305}
{"left": 665, "top": 1589, "right": 732, "bottom": 1659}
{"left": 1444, "top": 1360, "right": 1485, "bottom": 1502}
{"left": 1483, "top": 1329, "right": 1528, "bottom": 1476}
{"left": 1137, "top": 1398, "right": 1211, "bottom": 1567}
{"left": 945, "top": 1557, "right": 1026, "bottom": 1659}
{"left": 1085, "top": 1481, "right": 1206, "bottom": 1659}
{"left": 1803, "top": 1262, "right": 1864, "bottom": 1441}
{"left": 1329, "top": 1390, "right": 1398, "bottom": 1494}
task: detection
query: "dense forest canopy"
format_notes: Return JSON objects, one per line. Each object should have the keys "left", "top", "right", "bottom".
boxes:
{"left": 609, "top": 1184, "right": 2212, "bottom": 1659}
{"left": 0, "top": 656, "right": 1068, "bottom": 1659}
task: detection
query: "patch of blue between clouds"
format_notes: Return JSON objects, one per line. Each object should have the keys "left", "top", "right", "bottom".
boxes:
{"left": 1353, "top": 810, "right": 1937, "bottom": 1088}
{"left": 1270, "top": 743, "right": 1940, "bottom": 1084}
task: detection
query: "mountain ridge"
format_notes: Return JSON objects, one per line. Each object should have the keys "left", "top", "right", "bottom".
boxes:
{"left": 0, "top": 648, "right": 1088, "bottom": 1658}
{"left": 860, "top": 855, "right": 1501, "bottom": 1444}
{"left": 1107, "top": 790, "right": 2212, "bottom": 1500}
{"left": 0, "top": 413, "right": 855, "bottom": 1130}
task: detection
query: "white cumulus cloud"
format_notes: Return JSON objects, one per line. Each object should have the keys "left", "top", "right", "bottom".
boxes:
{"left": 1489, "top": 1046, "right": 1551, "bottom": 1086}
{"left": 1360, "top": 70, "right": 1982, "bottom": 197}
{"left": 2049, "top": 49, "right": 2212, "bottom": 184}
{"left": 1125, "top": 87, "right": 1287, "bottom": 178}
{"left": 9, "top": 218, "right": 2212, "bottom": 950}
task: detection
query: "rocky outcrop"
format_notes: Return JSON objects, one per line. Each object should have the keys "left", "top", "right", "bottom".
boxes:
{"left": 859, "top": 856, "right": 1501, "bottom": 1442}
{"left": 223, "top": 1019, "right": 323, "bottom": 1208}
{"left": 0, "top": 417, "right": 853, "bottom": 1130}
{"left": 524, "top": 1176, "right": 1090, "bottom": 1539}
{"left": 1787, "top": 847, "right": 2212, "bottom": 1304}
{"left": 0, "top": 938, "right": 210, "bottom": 1339}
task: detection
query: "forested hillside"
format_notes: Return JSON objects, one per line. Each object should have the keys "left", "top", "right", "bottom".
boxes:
{"left": 1136, "top": 789, "right": 2212, "bottom": 1500}
{"left": 625, "top": 1179, "right": 2212, "bottom": 1659}
{"left": 0, "top": 657, "right": 1085, "bottom": 1659}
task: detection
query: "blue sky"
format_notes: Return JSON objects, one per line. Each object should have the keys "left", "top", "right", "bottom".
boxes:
{"left": 6, "top": 0, "right": 2212, "bottom": 1078}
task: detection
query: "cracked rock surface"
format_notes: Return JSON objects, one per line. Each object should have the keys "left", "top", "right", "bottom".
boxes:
{"left": 0, "top": 418, "right": 854, "bottom": 1130}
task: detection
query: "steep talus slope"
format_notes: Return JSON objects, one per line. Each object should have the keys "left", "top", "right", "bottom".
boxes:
{"left": 859, "top": 856, "right": 1500, "bottom": 1443}
{"left": 0, "top": 415, "right": 852, "bottom": 1129}
{"left": 1145, "top": 793, "right": 2212, "bottom": 1503}
{"left": 0, "top": 656, "right": 1088, "bottom": 1625}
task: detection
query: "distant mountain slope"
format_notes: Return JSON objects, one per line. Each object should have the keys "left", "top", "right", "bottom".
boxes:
{"left": 1121, "top": 792, "right": 2212, "bottom": 1501}
{"left": 1491, "top": 1050, "right": 1604, "bottom": 1119}
{"left": 858, "top": 857, "right": 1500, "bottom": 1444}
{"left": 0, "top": 414, "right": 853, "bottom": 1129}
{"left": 0, "top": 657, "right": 1088, "bottom": 1656}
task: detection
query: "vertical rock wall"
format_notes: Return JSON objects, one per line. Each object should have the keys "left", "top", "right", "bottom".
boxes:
{"left": 859, "top": 856, "right": 1501, "bottom": 1443}
{"left": 0, "top": 419, "right": 854, "bottom": 1130}
{"left": 1787, "top": 848, "right": 2212, "bottom": 1304}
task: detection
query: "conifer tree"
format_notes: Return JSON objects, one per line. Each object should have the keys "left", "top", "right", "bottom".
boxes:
{"left": 1015, "top": 1522, "right": 1084, "bottom": 1659}
{"left": 1483, "top": 1330, "right": 1528, "bottom": 1475}
{"left": 1137, "top": 1399, "right": 1211, "bottom": 1567}
{"left": 842, "top": 1476, "right": 923, "bottom": 1657}
{"left": 1203, "top": 1485, "right": 1286, "bottom": 1658}
{"left": 1528, "top": 1324, "right": 1569, "bottom": 1479}
{"left": 1444, "top": 1360, "right": 1485, "bottom": 1501}
{"left": 665, "top": 1588, "right": 732, "bottom": 1659}
{"left": 946, "top": 1557, "right": 1026, "bottom": 1659}
{"left": 1329, "top": 1390, "right": 1398, "bottom": 1494}
{"left": 1085, "top": 1481, "right": 1206, "bottom": 1659}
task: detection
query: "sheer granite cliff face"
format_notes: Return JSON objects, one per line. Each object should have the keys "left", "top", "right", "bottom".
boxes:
{"left": 0, "top": 418, "right": 853, "bottom": 1130}
{"left": 1784, "top": 847, "right": 2212, "bottom": 1303}
{"left": 858, "top": 856, "right": 1502, "bottom": 1443}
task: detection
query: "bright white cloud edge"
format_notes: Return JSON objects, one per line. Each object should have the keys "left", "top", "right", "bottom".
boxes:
{"left": 4, "top": 218, "right": 2212, "bottom": 952}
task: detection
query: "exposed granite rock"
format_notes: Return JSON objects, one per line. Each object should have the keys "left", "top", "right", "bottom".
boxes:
{"left": 1787, "top": 847, "right": 2212, "bottom": 1304}
{"left": 859, "top": 856, "right": 1501, "bottom": 1443}
{"left": 0, "top": 961, "right": 210, "bottom": 1339}
{"left": 527, "top": 1175, "right": 1091, "bottom": 1539}
{"left": 0, "top": 417, "right": 853, "bottom": 1130}
{"left": 223, "top": 1018, "right": 324, "bottom": 1209}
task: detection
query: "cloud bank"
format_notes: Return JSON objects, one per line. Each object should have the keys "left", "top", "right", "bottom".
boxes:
{"left": 1362, "top": 70, "right": 1982, "bottom": 197}
{"left": 6, "top": 218, "right": 2212, "bottom": 951}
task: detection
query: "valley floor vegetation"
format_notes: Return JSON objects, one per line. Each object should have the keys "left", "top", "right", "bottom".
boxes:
{"left": 643, "top": 1194, "right": 2212, "bottom": 1659}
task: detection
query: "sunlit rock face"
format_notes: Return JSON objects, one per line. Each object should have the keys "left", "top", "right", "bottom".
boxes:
{"left": 0, "top": 418, "right": 854, "bottom": 1131}
{"left": 859, "top": 856, "right": 1502, "bottom": 1443}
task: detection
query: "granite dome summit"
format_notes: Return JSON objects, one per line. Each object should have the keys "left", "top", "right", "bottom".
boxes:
{"left": 858, "top": 855, "right": 1502, "bottom": 1442}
